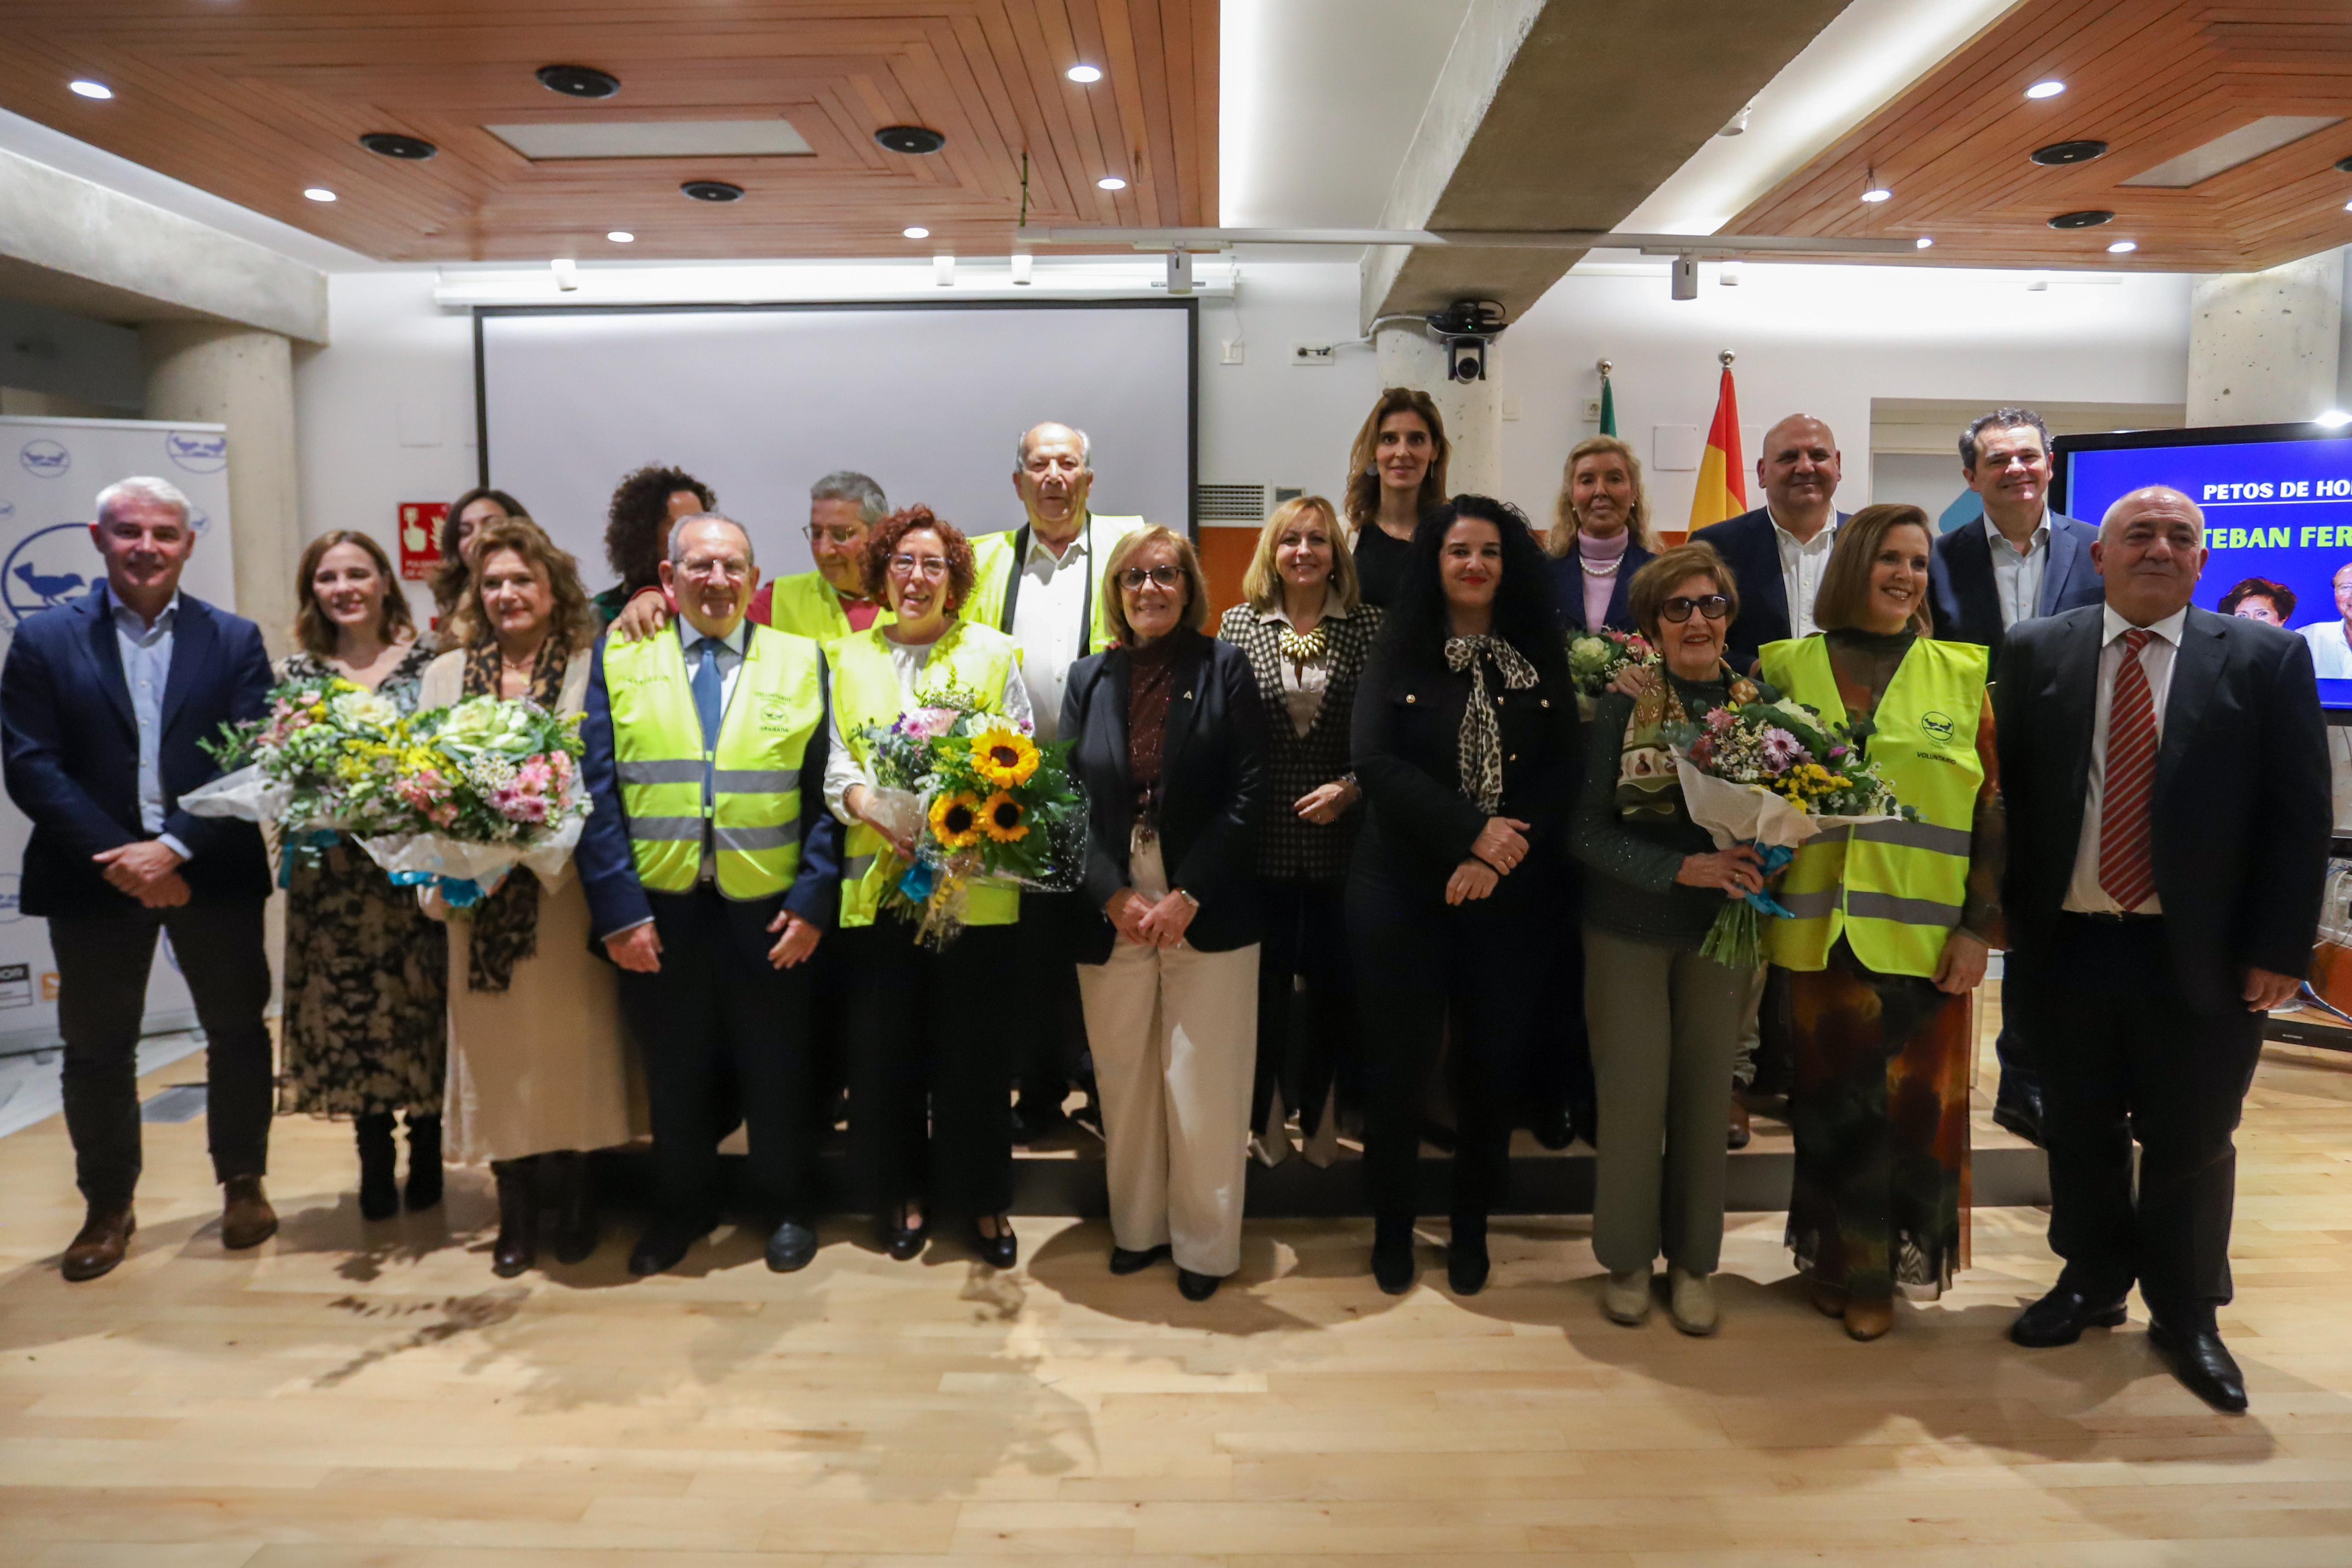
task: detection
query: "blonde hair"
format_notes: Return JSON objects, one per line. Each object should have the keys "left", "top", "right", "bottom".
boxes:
{"left": 1343, "top": 389, "right": 1450, "bottom": 534}
{"left": 446, "top": 516, "right": 602, "bottom": 654}
{"left": 1240, "top": 496, "right": 1359, "bottom": 615}
{"left": 1548, "top": 434, "right": 1659, "bottom": 556}
{"left": 1103, "top": 525, "right": 1210, "bottom": 645}
{"left": 1812, "top": 504, "right": 1936, "bottom": 639}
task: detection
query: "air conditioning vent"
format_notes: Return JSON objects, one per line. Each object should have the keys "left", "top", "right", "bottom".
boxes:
{"left": 1198, "top": 483, "right": 1268, "bottom": 525}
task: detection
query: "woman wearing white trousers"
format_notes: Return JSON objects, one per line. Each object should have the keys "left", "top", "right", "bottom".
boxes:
{"left": 1061, "top": 525, "right": 1267, "bottom": 1300}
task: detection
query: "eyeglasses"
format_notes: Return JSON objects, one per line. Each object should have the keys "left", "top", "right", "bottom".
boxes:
{"left": 804, "top": 525, "right": 864, "bottom": 547}
{"left": 1118, "top": 565, "right": 1184, "bottom": 591}
{"left": 888, "top": 554, "right": 949, "bottom": 581}
{"left": 1659, "top": 594, "right": 1730, "bottom": 623}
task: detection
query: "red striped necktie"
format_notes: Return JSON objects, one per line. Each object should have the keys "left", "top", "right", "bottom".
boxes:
{"left": 2098, "top": 627, "right": 2158, "bottom": 911}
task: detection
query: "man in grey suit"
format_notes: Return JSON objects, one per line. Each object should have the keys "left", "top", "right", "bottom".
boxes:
{"left": 1928, "top": 408, "right": 2106, "bottom": 1149}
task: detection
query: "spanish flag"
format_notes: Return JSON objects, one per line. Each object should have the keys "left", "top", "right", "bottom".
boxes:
{"left": 1688, "top": 361, "right": 1747, "bottom": 531}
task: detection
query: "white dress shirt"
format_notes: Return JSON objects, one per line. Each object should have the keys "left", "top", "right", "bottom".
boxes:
{"left": 1769, "top": 509, "right": 1838, "bottom": 637}
{"left": 2301, "top": 619, "right": 2352, "bottom": 679}
{"left": 1008, "top": 523, "right": 1092, "bottom": 743}
{"left": 107, "top": 586, "right": 193, "bottom": 861}
{"left": 1984, "top": 513, "right": 2051, "bottom": 630}
{"left": 2062, "top": 604, "right": 2185, "bottom": 915}
{"left": 825, "top": 637, "right": 1036, "bottom": 822}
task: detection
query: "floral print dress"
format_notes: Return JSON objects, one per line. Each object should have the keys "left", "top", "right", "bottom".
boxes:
{"left": 276, "top": 643, "right": 451, "bottom": 1118}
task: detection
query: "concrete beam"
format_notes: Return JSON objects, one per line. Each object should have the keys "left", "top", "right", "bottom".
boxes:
{"left": 1363, "top": 0, "right": 1849, "bottom": 331}
{"left": 0, "top": 149, "right": 327, "bottom": 345}
{"left": 2186, "top": 252, "right": 2344, "bottom": 427}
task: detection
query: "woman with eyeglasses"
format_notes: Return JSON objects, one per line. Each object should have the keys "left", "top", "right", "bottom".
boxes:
{"left": 823, "top": 506, "right": 1031, "bottom": 1268}
{"left": 1759, "top": 504, "right": 2001, "bottom": 1342}
{"left": 1063, "top": 526, "right": 1265, "bottom": 1300}
{"left": 1572, "top": 542, "right": 1769, "bottom": 1335}
{"left": 1349, "top": 496, "right": 1577, "bottom": 1297}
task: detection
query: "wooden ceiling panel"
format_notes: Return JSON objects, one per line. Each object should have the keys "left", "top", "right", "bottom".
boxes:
{"left": 1732, "top": 0, "right": 2352, "bottom": 273}
{"left": 0, "top": 1, "right": 1217, "bottom": 262}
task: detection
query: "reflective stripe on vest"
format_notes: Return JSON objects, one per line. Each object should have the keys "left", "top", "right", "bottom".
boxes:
{"left": 829, "top": 619, "right": 1023, "bottom": 929}
{"left": 1758, "top": 635, "right": 1988, "bottom": 978}
{"left": 601, "top": 624, "right": 826, "bottom": 900}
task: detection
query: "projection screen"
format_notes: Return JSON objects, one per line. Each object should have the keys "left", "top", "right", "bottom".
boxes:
{"left": 475, "top": 301, "right": 1196, "bottom": 584}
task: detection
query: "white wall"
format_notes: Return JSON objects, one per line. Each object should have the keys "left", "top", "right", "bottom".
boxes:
{"left": 294, "top": 259, "right": 2194, "bottom": 626}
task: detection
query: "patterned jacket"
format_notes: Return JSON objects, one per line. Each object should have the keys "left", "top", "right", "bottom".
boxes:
{"left": 1216, "top": 599, "right": 1382, "bottom": 883}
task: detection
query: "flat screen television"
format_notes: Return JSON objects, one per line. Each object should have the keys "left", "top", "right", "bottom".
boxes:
{"left": 2051, "top": 420, "right": 2352, "bottom": 709}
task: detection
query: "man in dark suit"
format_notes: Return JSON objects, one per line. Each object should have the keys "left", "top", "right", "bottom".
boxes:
{"left": 1929, "top": 407, "right": 2106, "bottom": 1148}
{"left": 1695, "top": 413, "right": 1851, "bottom": 672}
{"left": 577, "top": 514, "right": 843, "bottom": 1278}
{"left": 1997, "top": 484, "right": 2329, "bottom": 1413}
{"left": 0, "top": 475, "right": 278, "bottom": 1281}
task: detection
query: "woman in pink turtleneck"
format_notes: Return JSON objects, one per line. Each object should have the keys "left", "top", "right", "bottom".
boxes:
{"left": 1545, "top": 434, "right": 1659, "bottom": 634}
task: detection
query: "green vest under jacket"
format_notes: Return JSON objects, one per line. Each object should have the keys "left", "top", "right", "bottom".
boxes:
{"left": 964, "top": 513, "right": 1147, "bottom": 658}
{"left": 830, "top": 619, "right": 1023, "bottom": 929}
{"left": 601, "top": 622, "right": 825, "bottom": 900}
{"left": 763, "top": 570, "right": 894, "bottom": 646}
{"left": 1758, "top": 635, "right": 1988, "bottom": 979}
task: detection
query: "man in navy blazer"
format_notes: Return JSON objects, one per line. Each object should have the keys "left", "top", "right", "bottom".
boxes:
{"left": 1997, "top": 485, "right": 2328, "bottom": 1412}
{"left": 0, "top": 476, "right": 277, "bottom": 1281}
{"left": 1696, "top": 414, "right": 1850, "bottom": 672}
{"left": 1928, "top": 408, "right": 2105, "bottom": 1147}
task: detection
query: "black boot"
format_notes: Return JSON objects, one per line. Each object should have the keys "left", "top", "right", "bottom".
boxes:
{"left": 403, "top": 1113, "right": 443, "bottom": 1212}
{"left": 356, "top": 1113, "right": 398, "bottom": 1221}
{"left": 547, "top": 1151, "right": 599, "bottom": 1265}
{"left": 490, "top": 1157, "right": 538, "bottom": 1278}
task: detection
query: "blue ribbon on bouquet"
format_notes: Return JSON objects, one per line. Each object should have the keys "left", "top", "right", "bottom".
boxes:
{"left": 277, "top": 828, "right": 340, "bottom": 888}
{"left": 388, "top": 869, "right": 493, "bottom": 908}
{"left": 897, "top": 857, "right": 939, "bottom": 904}
{"left": 1739, "top": 841, "right": 1797, "bottom": 918}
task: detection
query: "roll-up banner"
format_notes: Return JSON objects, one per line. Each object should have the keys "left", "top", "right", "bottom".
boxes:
{"left": 0, "top": 416, "right": 241, "bottom": 1055}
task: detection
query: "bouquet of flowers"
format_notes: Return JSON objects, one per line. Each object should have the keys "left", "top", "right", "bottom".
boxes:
{"left": 1566, "top": 628, "right": 1658, "bottom": 716}
{"left": 1662, "top": 696, "right": 1915, "bottom": 968}
{"left": 184, "top": 674, "right": 427, "bottom": 867}
{"left": 858, "top": 684, "right": 1086, "bottom": 948}
{"left": 356, "top": 695, "right": 591, "bottom": 905}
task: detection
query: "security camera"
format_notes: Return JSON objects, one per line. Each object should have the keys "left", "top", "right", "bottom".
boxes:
{"left": 1447, "top": 336, "right": 1488, "bottom": 383}
{"left": 1424, "top": 299, "right": 1506, "bottom": 384}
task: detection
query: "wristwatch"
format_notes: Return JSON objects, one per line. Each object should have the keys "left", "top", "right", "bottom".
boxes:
{"left": 1170, "top": 888, "right": 1200, "bottom": 911}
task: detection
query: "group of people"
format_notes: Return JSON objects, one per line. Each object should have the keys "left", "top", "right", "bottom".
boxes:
{"left": 3, "top": 391, "right": 2328, "bottom": 1416}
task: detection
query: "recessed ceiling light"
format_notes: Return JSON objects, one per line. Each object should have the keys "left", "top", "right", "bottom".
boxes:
{"left": 537, "top": 64, "right": 619, "bottom": 99}
{"left": 2318, "top": 410, "right": 2352, "bottom": 429}
{"left": 359, "top": 131, "right": 437, "bottom": 160}
{"left": 903, "top": 226, "right": 930, "bottom": 239}
{"left": 2107, "top": 240, "right": 2137, "bottom": 254}
{"left": 303, "top": 187, "right": 337, "bottom": 203}
{"left": 1859, "top": 186, "right": 1892, "bottom": 203}
{"left": 606, "top": 231, "right": 634, "bottom": 243}
{"left": 875, "top": 125, "right": 947, "bottom": 155}
{"left": 1916, "top": 236, "right": 1934, "bottom": 248}
{"left": 1067, "top": 64, "right": 1102, "bottom": 84}
{"left": 2025, "top": 80, "right": 2065, "bottom": 100}
{"left": 68, "top": 80, "right": 112, "bottom": 101}
{"left": 1098, "top": 175, "right": 1127, "bottom": 191}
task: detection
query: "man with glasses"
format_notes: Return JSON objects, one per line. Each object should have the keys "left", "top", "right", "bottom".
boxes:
{"left": 965, "top": 423, "right": 1146, "bottom": 1142}
{"left": 578, "top": 514, "right": 843, "bottom": 1277}
{"left": 1928, "top": 407, "right": 2103, "bottom": 1149}
{"left": 750, "top": 471, "right": 896, "bottom": 639}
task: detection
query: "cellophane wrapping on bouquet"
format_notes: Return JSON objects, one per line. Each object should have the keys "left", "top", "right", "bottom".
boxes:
{"left": 858, "top": 684, "right": 1086, "bottom": 948}
{"left": 1665, "top": 695, "right": 1914, "bottom": 970}
{"left": 181, "top": 672, "right": 430, "bottom": 874}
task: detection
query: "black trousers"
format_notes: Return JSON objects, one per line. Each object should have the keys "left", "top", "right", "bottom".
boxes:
{"left": 847, "top": 919, "right": 1017, "bottom": 1217}
{"left": 1252, "top": 877, "right": 1357, "bottom": 1138}
{"left": 51, "top": 902, "right": 274, "bottom": 1209}
{"left": 614, "top": 885, "right": 816, "bottom": 1222}
{"left": 1517, "top": 868, "right": 1592, "bottom": 1128}
{"left": 1012, "top": 891, "right": 1089, "bottom": 1112}
{"left": 1348, "top": 867, "right": 1545, "bottom": 1230}
{"left": 2013, "top": 915, "right": 2266, "bottom": 1333}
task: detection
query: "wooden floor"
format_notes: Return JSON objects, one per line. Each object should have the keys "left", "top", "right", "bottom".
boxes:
{"left": 4, "top": 1031, "right": 2352, "bottom": 1567}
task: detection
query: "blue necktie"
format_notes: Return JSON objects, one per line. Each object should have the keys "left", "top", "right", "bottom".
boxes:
{"left": 691, "top": 634, "right": 724, "bottom": 750}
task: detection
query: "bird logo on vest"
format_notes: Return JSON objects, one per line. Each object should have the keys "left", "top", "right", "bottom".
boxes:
{"left": 758, "top": 695, "right": 793, "bottom": 733}
{"left": 1920, "top": 710, "right": 1956, "bottom": 741}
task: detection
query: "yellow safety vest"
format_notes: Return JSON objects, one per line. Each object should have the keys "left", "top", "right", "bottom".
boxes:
{"left": 964, "top": 513, "right": 1147, "bottom": 657}
{"left": 601, "top": 622, "right": 825, "bottom": 900}
{"left": 763, "top": 570, "right": 893, "bottom": 645}
{"left": 830, "top": 619, "right": 1023, "bottom": 928}
{"left": 1759, "top": 635, "right": 1988, "bottom": 978}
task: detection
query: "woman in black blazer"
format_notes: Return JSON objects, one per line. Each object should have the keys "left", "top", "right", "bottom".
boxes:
{"left": 1062, "top": 526, "right": 1266, "bottom": 1301}
{"left": 1350, "top": 495, "right": 1580, "bottom": 1297}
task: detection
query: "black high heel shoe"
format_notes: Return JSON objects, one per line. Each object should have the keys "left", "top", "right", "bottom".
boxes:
{"left": 878, "top": 1201, "right": 927, "bottom": 1261}
{"left": 356, "top": 1112, "right": 398, "bottom": 1222}
{"left": 971, "top": 1214, "right": 1018, "bottom": 1269}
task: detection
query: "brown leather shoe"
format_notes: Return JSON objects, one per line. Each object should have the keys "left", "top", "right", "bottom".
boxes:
{"left": 1727, "top": 1098, "right": 1752, "bottom": 1151}
{"left": 220, "top": 1175, "right": 278, "bottom": 1251}
{"left": 1844, "top": 1293, "right": 1895, "bottom": 1342}
{"left": 61, "top": 1206, "right": 135, "bottom": 1282}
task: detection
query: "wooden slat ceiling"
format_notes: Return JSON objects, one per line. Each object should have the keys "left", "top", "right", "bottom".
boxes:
{"left": 0, "top": 1, "right": 1216, "bottom": 262}
{"left": 1732, "top": 1, "right": 2352, "bottom": 273}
